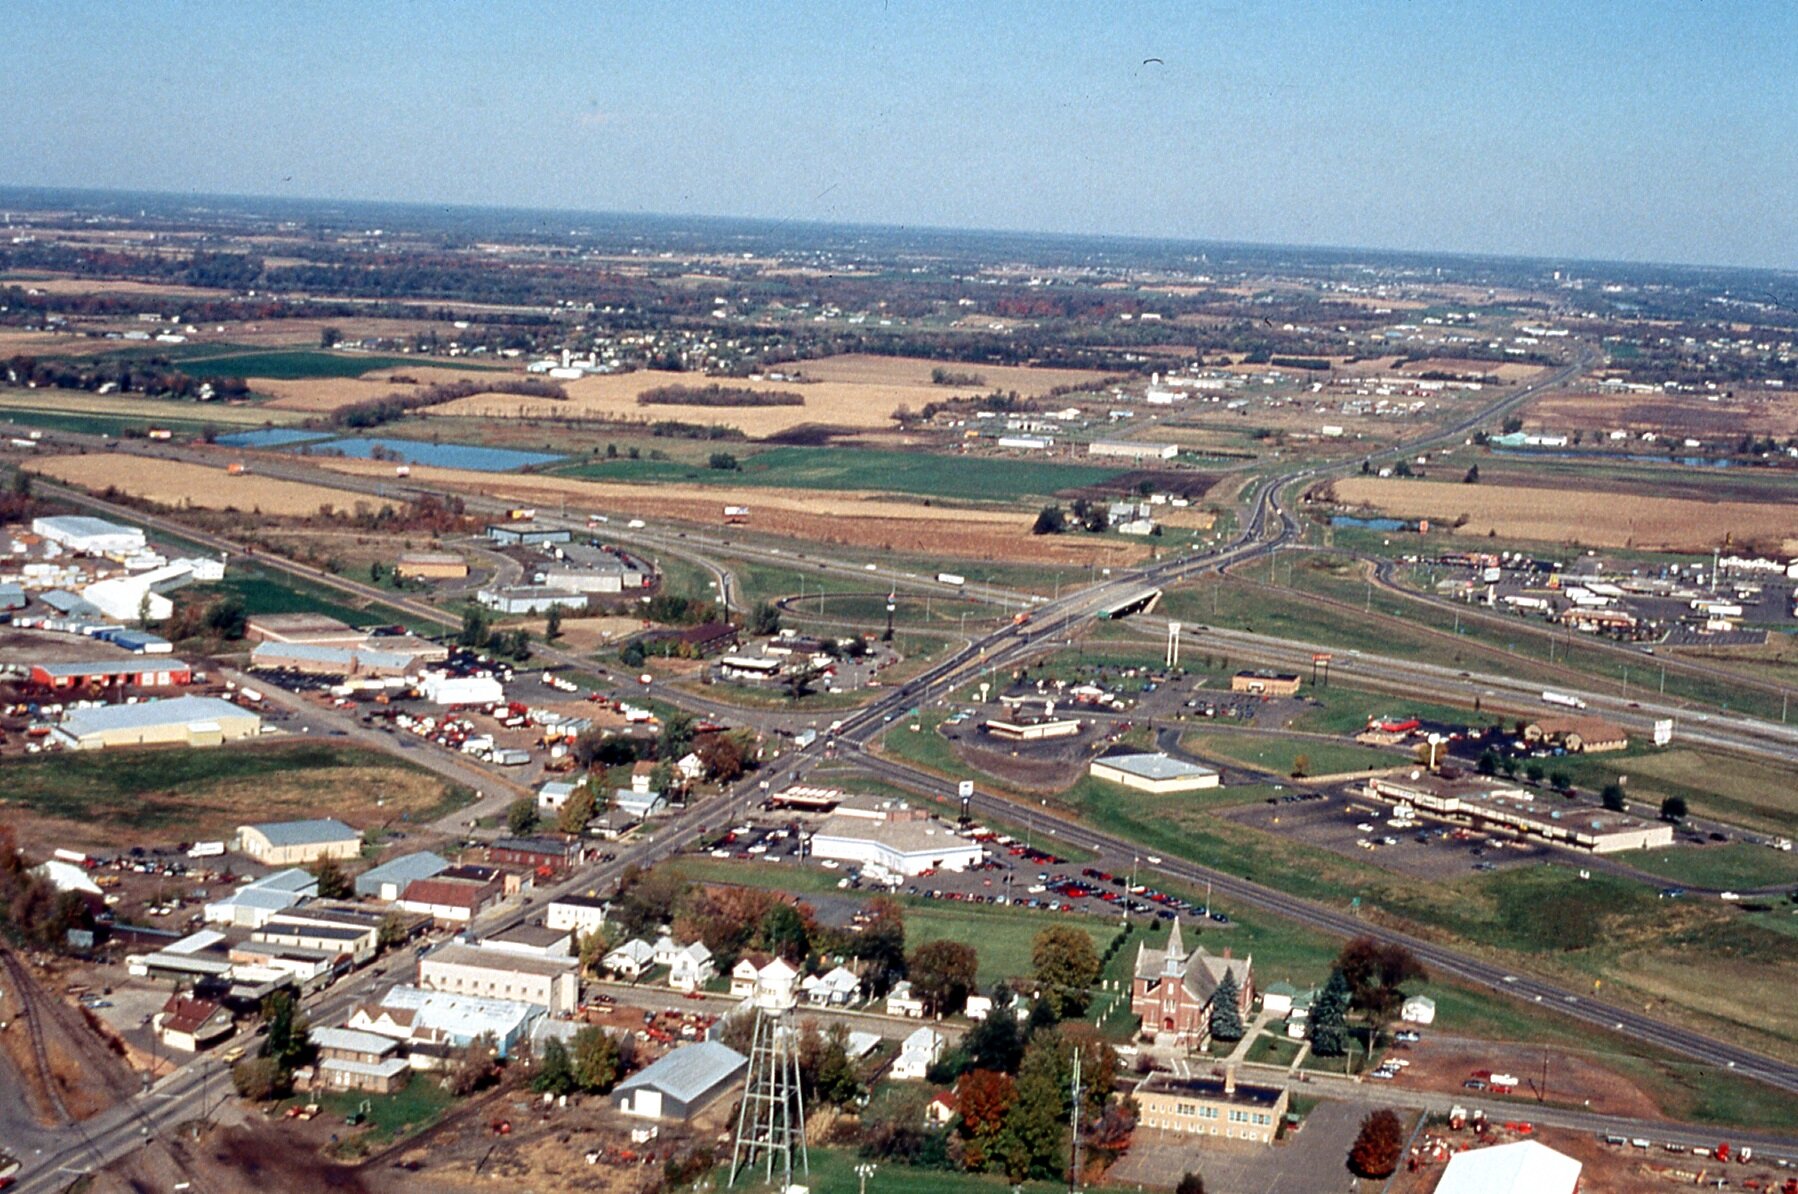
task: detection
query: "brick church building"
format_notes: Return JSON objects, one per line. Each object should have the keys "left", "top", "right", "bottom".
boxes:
{"left": 1131, "top": 918, "right": 1254, "bottom": 1046}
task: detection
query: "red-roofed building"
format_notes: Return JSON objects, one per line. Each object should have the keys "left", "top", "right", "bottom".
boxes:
{"left": 154, "top": 994, "right": 234, "bottom": 1052}
{"left": 396, "top": 876, "right": 500, "bottom": 925}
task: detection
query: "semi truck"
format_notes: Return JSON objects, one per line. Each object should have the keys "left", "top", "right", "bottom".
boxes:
{"left": 1541, "top": 690, "right": 1588, "bottom": 710}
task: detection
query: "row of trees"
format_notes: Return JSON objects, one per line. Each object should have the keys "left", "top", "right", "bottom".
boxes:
{"left": 0, "top": 826, "right": 93, "bottom": 951}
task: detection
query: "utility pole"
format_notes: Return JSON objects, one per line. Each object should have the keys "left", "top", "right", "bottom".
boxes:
{"left": 1067, "top": 1046, "right": 1083, "bottom": 1194}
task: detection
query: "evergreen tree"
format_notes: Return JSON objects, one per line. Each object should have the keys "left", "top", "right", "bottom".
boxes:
{"left": 1209, "top": 969, "right": 1244, "bottom": 1042}
{"left": 1309, "top": 967, "right": 1351, "bottom": 1058}
{"left": 965, "top": 1006, "right": 1024, "bottom": 1073}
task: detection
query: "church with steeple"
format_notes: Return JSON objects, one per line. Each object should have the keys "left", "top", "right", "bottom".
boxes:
{"left": 1130, "top": 917, "right": 1254, "bottom": 1046}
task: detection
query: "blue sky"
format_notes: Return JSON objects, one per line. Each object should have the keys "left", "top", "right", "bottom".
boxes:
{"left": 3, "top": 1, "right": 1795, "bottom": 267}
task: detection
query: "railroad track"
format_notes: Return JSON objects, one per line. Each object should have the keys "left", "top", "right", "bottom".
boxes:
{"left": 1, "top": 950, "right": 71, "bottom": 1123}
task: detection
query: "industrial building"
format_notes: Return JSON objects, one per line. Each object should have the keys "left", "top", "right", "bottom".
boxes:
{"left": 1133, "top": 1071, "right": 1287, "bottom": 1144}
{"left": 31, "top": 515, "right": 147, "bottom": 557}
{"left": 418, "top": 671, "right": 505, "bottom": 706}
{"left": 395, "top": 551, "right": 469, "bottom": 580}
{"left": 355, "top": 851, "right": 451, "bottom": 901}
{"left": 347, "top": 985, "right": 540, "bottom": 1059}
{"left": 808, "top": 799, "right": 984, "bottom": 877}
{"left": 236, "top": 818, "right": 363, "bottom": 866}
{"left": 1090, "top": 751, "right": 1220, "bottom": 793}
{"left": 245, "top": 613, "right": 367, "bottom": 645}
{"left": 52, "top": 695, "right": 262, "bottom": 750}
{"left": 250, "top": 641, "right": 419, "bottom": 678}
{"left": 476, "top": 585, "right": 589, "bottom": 614}
{"left": 1366, "top": 772, "right": 1674, "bottom": 853}
{"left": 613, "top": 1040, "right": 747, "bottom": 1121}
{"left": 27, "top": 658, "right": 194, "bottom": 689}
{"left": 81, "top": 575, "right": 172, "bottom": 623}
{"left": 1088, "top": 439, "right": 1179, "bottom": 461}
{"left": 1434, "top": 1140, "right": 1581, "bottom": 1194}
{"left": 203, "top": 868, "right": 317, "bottom": 928}
{"left": 485, "top": 524, "right": 571, "bottom": 547}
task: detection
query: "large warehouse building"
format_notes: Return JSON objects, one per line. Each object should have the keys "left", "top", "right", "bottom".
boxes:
{"left": 237, "top": 818, "right": 363, "bottom": 866}
{"left": 31, "top": 515, "right": 147, "bottom": 557}
{"left": 52, "top": 695, "right": 261, "bottom": 750}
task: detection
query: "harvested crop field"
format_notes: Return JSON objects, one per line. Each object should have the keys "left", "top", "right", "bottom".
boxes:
{"left": 1527, "top": 388, "right": 1798, "bottom": 437}
{"left": 27, "top": 453, "right": 397, "bottom": 517}
{"left": 258, "top": 364, "right": 514, "bottom": 411}
{"left": 424, "top": 355, "right": 1114, "bottom": 439}
{"left": 312, "top": 457, "right": 1149, "bottom": 564}
{"left": 1324, "top": 476, "right": 1798, "bottom": 554}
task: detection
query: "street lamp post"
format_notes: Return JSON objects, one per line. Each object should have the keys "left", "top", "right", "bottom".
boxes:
{"left": 856, "top": 1161, "right": 877, "bottom": 1194}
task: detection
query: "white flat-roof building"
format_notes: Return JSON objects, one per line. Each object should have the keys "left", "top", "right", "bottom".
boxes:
{"left": 1435, "top": 1140, "right": 1581, "bottom": 1194}
{"left": 32, "top": 515, "right": 146, "bottom": 557}
{"left": 1090, "top": 752, "right": 1220, "bottom": 794}
{"left": 1088, "top": 440, "right": 1178, "bottom": 461}
{"left": 808, "top": 803, "right": 983, "bottom": 877}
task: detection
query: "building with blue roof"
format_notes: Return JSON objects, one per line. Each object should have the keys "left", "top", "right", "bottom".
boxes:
{"left": 613, "top": 1039, "right": 748, "bottom": 1120}
{"left": 355, "top": 851, "right": 451, "bottom": 901}
{"left": 53, "top": 695, "right": 261, "bottom": 751}
{"left": 236, "top": 818, "right": 362, "bottom": 866}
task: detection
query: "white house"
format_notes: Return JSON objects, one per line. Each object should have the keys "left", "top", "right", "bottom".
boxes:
{"left": 890, "top": 1027, "right": 944, "bottom": 1080}
{"left": 675, "top": 752, "right": 705, "bottom": 783}
{"left": 603, "top": 939, "right": 655, "bottom": 980}
{"left": 538, "top": 781, "right": 578, "bottom": 813}
{"left": 802, "top": 965, "right": 861, "bottom": 1007}
{"left": 668, "top": 942, "right": 716, "bottom": 993}
{"left": 885, "top": 980, "right": 925, "bottom": 1019}
{"left": 965, "top": 994, "right": 994, "bottom": 1021}
{"left": 728, "top": 955, "right": 798, "bottom": 1005}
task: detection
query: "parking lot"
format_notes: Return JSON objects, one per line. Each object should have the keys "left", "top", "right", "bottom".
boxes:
{"left": 1222, "top": 786, "right": 1558, "bottom": 880}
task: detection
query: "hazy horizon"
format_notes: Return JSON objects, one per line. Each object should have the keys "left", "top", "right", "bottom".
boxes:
{"left": 5, "top": 1, "right": 1796, "bottom": 270}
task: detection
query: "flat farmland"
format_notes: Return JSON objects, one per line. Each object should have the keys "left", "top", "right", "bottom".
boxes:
{"left": 258, "top": 364, "right": 511, "bottom": 411}
{"left": 789, "top": 352, "right": 1112, "bottom": 394}
{"left": 309, "top": 457, "right": 1150, "bottom": 564}
{"left": 1325, "top": 475, "right": 1798, "bottom": 554}
{"left": 173, "top": 349, "right": 430, "bottom": 380}
{"left": 563, "top": 445, "right": 1126, "bottom": 503}
{"left": 27, "top": 453, "right": 395, "bottom": 517}
{"left": 1527, "top": 387, "right": 1798, "bottom": 437}
{"left": 423, "top": 355, "right": 1112, "bottom": 439}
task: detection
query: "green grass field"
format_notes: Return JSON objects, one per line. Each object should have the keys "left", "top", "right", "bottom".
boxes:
{"left": 189, "top": 571, "right": 428, "bottom": 631}
{"left": 1179, "top": 730, "right": 1398, "bottom": 778}
{"left": 561, "top": 445, "right": 1124, "bottom": 504}
{"left": 905, "top": 902, "right": 1114, "bottom": 988}
{"left": 1619, "top": 843, "right": 1798, "bottom": 890}
{"left": 2, "top": 742, "right": 471, "bottom": 832}
{"left": 317, "top": 1080, "right": 455, "bottom": 1156}
{"left": 744, "top": 1149, "right": 1065, "bottom": 1194}
{"left": 171, "top": 350, "right": 451, "bottom": 380}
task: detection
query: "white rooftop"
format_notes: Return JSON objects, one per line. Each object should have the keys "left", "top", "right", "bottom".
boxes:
{"left": 1095, "top": 752, "right": 1218, "bottom": 781}
{"left": 1435, "top": 1141, "right": 1582, "bottom": 1194}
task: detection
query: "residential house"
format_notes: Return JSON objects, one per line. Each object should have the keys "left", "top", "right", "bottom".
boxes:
{"left": 890, "top": 1027, "right": 944, "bottom": 1080}
{"left": 801, "top": 965, "right": 860, "bottom": 1008}
{"left": 668, "top": 941, "right": 716, "bottom": 993}
{"left": 730, "top": 955, "right": 798, "bottom": 1006}
{"left": 603, "top": 938, "right": 656, "bottom": 981}
{"left": 885, "top": 980, "right": 925, "bottom": 1019}
{"left": 925, "top": 1090, "right": 958, "bottom": 1127}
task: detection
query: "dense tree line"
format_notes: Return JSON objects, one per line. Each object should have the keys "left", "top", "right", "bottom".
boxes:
{"left": 636, "top": 383, "right": 803, "bottom": 407}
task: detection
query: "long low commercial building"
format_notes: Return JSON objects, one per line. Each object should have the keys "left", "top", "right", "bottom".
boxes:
{"left": 1366, "top": 772, "right": 1674, "bottom": 853}
{"left": 1090, "top": 751, "right": 1220, "bottom": 793}
{"left": 250, "top": 641, "right": 420, "bottom": 678}
{"left": 52, "top": 695, "right": 262, "bottom": 750}
{"left": 29, "top": 659, "right": 195, "bottom": 689}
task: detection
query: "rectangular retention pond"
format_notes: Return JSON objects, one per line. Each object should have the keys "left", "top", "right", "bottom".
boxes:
{"left": 292, "top": 436, "right": 561, "bottom": 472}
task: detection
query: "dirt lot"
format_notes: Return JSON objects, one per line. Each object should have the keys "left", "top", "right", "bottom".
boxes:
{"left": 1383, "top": 1032, "right": 1662, "bottom": 1120}
{"left": 1528, "top": 388, "right": 1798, "bottom": 437}
{"left": 0, "top": 388, "right": 307, "bottom": 426}
{"left": 1325, "top": 476, "right": 1798, "bottom": 555}
{"left": 27, "top": 452, "right": 403, "bottom": 517}
{"left": 311, "top": 457, "right": 1151, "bottom": 565}
{"left": 791, "top": 352, "right": 1112, "bottom": 394}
